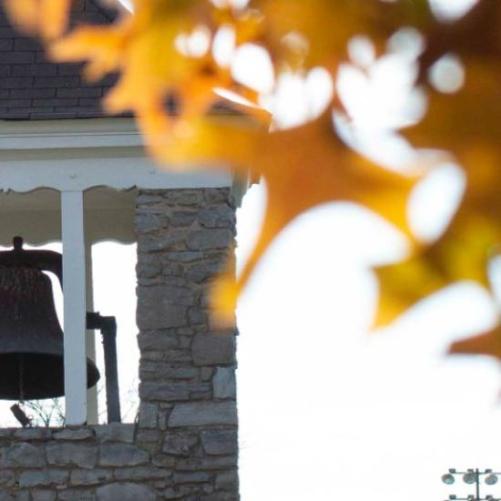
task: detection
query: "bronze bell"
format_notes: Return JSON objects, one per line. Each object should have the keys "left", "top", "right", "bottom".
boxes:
{"left": 0, "top": 237, "right": 99, "bottom": 400}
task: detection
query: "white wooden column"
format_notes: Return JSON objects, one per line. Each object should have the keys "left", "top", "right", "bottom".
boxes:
{"left": 85, "top": 243, "right": 98, "bottom": 424}
{"left": 61, "top": 190, "right": 87, "bottom": 425}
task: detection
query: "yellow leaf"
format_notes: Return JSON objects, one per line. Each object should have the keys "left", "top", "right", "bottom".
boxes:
{"left": 375, "top": 47, "right": 501, "bottom": 328}
{"left": 255, "top": 0, "right": 434, "bottom": 67}
{"left": 3, "top": 0, "right": 70, "bottom": 39}
{"left": 49, "top": 0, "right": 262, "bottom": 159}
{"left": 161, "top": 111, "right": 422, "bottom": 324}
{"left": 375, "top": 208, "right": 498, "bottom": 327}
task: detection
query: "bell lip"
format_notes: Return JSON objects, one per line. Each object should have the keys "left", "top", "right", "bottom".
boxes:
{"left": 0, "top": 352, "right": 100, "bottom": 401}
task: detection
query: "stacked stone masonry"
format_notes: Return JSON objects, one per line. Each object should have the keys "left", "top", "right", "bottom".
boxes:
{"left": 0, "top": 188, "right": 239, "bottom": 500}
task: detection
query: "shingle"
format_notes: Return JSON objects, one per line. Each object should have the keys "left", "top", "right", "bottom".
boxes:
{"left": 0, "top": 39, "right": 13, "bottom": 51}
{"left": 13, "top": 38, "right": 39, "bottom": 51}
{"left": 0, "top": 98, "right": 30, "bottom": 107}
{"left": 0, "top": 76, "right": 33, "bottom": 88}
{"left": 1, "top": 52, "right": 35, "bottom": 64}
{"left": 33, "top": 97, "right": 79, "bottom": 107}
{"left": 10, "top": 88, "right": 55, "bottom": 98}
{"left": 0, "top": 0, "right": 119, "bottom": 120}
{"left": 57, "top": 87, "right": 102, "bottom": 98}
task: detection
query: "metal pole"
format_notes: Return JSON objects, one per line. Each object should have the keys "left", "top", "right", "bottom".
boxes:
{"left": 476, "top": 469, "right": 480, "bottom": 501}
{"left": 86, "top": 312, "right": 121, "bottom": 423}
{"left": 102, "top": 317, "right": 121, "bottom": 423}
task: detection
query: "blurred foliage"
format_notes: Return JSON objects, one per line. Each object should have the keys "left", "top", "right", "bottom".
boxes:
{"left": 4, "top": 0, "right": 501, "bottom": 359}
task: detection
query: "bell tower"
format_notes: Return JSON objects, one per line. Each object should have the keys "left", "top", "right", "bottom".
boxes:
{"left": 0, "top": 1, "right": 240, "bottom": 499}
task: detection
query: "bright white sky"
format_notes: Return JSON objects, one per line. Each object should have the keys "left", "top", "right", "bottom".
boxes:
{"left": 236, "top": 185, "right": 501, "bottom": 501}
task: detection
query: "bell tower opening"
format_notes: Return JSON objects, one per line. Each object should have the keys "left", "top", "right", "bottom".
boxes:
{"left": 0, "top": 187, "right": 141, "bottom": 427}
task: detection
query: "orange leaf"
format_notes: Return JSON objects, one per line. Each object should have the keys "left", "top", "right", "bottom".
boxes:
{"left": 3, "top": 0, "right": 71, "bottom": 39}
{"left": 449, "top": 325, "right": 501, "bottom": 359}
{"left": 161, "top": 111, "right": 423, "bottom": 324}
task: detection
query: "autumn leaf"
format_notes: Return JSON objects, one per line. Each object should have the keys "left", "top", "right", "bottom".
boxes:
{"left": 449, "top": 325, "right": 501, "bottom": 360}
{"left": 375, "top": 81, "right": 501, "bottom": 326}
{"left": 48, "top": 0, "right": 263, "bottom": 160}
{"left": 375, "top": 20, "right": 501, "bottom": 328}
{"left": 419, "top": 0, "right": 501, "bottom": 75}
{"left": 160, "top": 110, "right": 423, "bottom": 324}
{"left": 254, "top": 0, "right": 435, "bottom": 68}
{"left": 3, "top": 0, "right": 70, "bottom": 39}
{"left": 374, "top": 208, "right": 498, "bottom": 327}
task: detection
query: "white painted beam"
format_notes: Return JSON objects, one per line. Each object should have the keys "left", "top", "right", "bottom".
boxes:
{"left": 0, "top": 160, "right": 231, "bottom": 192}
{"left": 61, "top": 191, "right": 87, "bottom": 425}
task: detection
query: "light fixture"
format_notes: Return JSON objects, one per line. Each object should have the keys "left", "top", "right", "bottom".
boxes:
{"left": 442, "top": 474, "right": 456, "bottom": 485}
{"left": 463, "top": 472, "right": 477, "bottom": 485}
{"left": 442, "top": 468, "right": 501, "bottom": 500}
{"left": 486, "top": 474, "right": 499, "bottom": 486}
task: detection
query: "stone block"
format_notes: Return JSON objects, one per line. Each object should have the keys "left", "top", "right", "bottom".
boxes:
{"left": 99, "top": 444, "right": 149, "bottom": 467}
{"left": 168, "top": 402, "right": 237, "bottom": 427}
{"left": 173, "top": 472, "right": 210, "bottom": 484}
{"left": 168, "top": 190, "right": 203, "bottom": 205}
{"left": 165, "top": 252, "right": 202, "bottom": 263}
{"left": 58, "top": 489, "right": 96, "bottom": 501}
{"left": 3, "top": 443, "right": 45, "bottom": 467}
{"left": 0, "top": 470, "right": 14, "bottom": 487}
{"left": 137, "top": 333, "right": 180, "bottom": 351}
{"left": 200, "top": 492, "right": 237, "bottom": 501}
{"left": 185, "top": 261, "right": 222, "bottom": 284}
{"left": 201, "top": 430, "right": 238, "bottom": 456}
{"left": 31, "top": 490, "right": 56, "bottom": 501}
{"left": 137, "top": 231, "right": 186, "bottom": 253}
{"left": 187, "top": 229, "right": 233, "bottom": 251}
{"left": 192, "top": 334, "right": 235, "bottom": 366}
{"left": 187, "top": 307, "right": 208, "bottom": 325}
{"left": 175, "top": 456, "right": 237, "bottom": 471}
{"left": 137, "top": 402, "right": 158, "bottom": 429}
{"left": 137, "top": 287, "right": 188, "bottom": 329}
{"left": 204, "top": 189, "right": 229, "bottom": 204}
{"left": 96, "top": 483, "right": 156, "bottom": 501}
{"left": 140, "top": 363, "right": 199, "bottom": 381}
{"left": 134, "top": 213, "right": 169, "bottom": 233}
{"left": 162, "top": 486, "right": 198, "bottom": 499}
{"left": 140, "top": 382, "right": 210, "bottom": 402}
{"left": 215, "top": 470, "right": 239, "bottom": 491}
{"left": 19, "top": 469, "right": 68, "bottom": 488}
{"left": 94, "top": 424, "right": 135, "bottom": 444}
{"left": 170, "top": 211, "right": 197, "bottom": 227}
{"left": 199, "top": 206, "right": 235, "bottom": 229}
{"left": 70, "top": 469, "right": 113, "bottom": 486}
{"left": 162, "top": 433, "right": 198, "bottom": 457}
{"left": 135, "top": 429, "right": 162, "bottom": 444}
{"left": 113, "top": 466, "right": 169, "bottom": 481}
{"left": 46, "top": 443, "right": 97, "bottom": 469}
{"left": 53, "top": 428, "right": 94, "bottom": 441}
{"left": 13, "top": 429, "right": 50, "bottom": 440}
{"left": 213, "top": 367, "right": 236, "bottom": 399}
{"left": 136, "top": 260, "right": 161, "bottom": 279}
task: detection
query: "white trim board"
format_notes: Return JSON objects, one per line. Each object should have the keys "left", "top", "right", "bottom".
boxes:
{"left": 0, "top": 118, "right": 233, "bottom": 192}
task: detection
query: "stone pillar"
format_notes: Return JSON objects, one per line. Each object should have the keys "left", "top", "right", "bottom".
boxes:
{"left": 135, "top": 188, "right": 239, "bottom": 500}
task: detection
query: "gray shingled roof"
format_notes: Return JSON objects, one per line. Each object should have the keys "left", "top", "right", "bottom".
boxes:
{"left": 0, "top": 0, "right": 119, "bottom": 120}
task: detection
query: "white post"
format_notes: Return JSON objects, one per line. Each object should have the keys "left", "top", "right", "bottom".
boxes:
{"left": 85, "top": 242, "right": 98, "bottom": 424}
{"left": 61, "top": 190, "right": 87, "bottom": 425}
